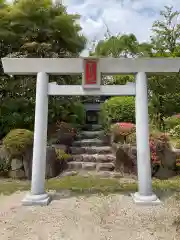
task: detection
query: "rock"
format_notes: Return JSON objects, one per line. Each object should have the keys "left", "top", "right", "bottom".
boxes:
{"left": 70, "top": 146, "right": 112, "bottom": 155}
{"left": 153, "top": 168, "right": 176, "bottom": 180}
{"left": 67, "top": 162, "right": 82, "bottom": 170}
{"left": 45, "top": 146, "right": 58, "bottom": 178}
{"left": 82, "top": 162, "right": 96, "bottom": 170}
{"left": 81, "top": 131, "right": 104, "bottom": 139}
{"left": 73, "top": 154, "right": 115, "bottom": 163}
{"left": 23, "top": 146, "right": 62, "bottom": 180}
{"left": 112, "top": 143, "right": 136, "bottom": 174}
{"left": 23, "top": 147, "right": 33, "bottom": 180}
{"left": 73, "top": 139, "right": 104, "bottom": 147}
{"left": 154, "top": 143, "right": 177, "bottom": 179}
{"left": 11, "top": 158, "right": 23, "bottom": 170}
{"left": 8, "top": 169, "right": 25, "bottom": 179}
{"left": 96, "top": 163, "right": 115, "bottom": 171}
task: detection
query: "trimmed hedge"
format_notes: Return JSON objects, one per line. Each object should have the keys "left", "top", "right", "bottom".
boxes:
{"left": 3, "top": 129, "right": 33, "bottom": 157}
{"left": 100, "top": 96, "right": 135, "bottom": 131}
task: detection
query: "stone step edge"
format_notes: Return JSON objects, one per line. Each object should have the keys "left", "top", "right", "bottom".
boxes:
{"left": 72, "top": 154, "right": 115, "bottom": 162}
{"left": 58, "top": 170, "right": 123, "bottom": 178}
{"left": 70, "top": 146, "right": 113, "bottom": 154}
{"left": 81, "top": 130, "right": 104, "bottom": 134}
{"left": 70, "top": 146, "right": 112, "bottom": 149}
{"left": 72, "top": 153, "right": 115, "bottom": 157}
{"left": 67, "top": 161, "right": 115, "bottom": 171}
{"left": 73, "top": 139, "right": 104, "bottom": 143}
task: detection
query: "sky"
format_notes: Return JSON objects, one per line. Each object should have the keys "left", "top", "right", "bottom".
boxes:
{"left": 62, "top": 0, "right": 180, "bottom": 56}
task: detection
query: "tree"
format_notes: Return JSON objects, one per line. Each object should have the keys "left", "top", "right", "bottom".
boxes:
{"left": 151, "top": 6, "right": 180, "bottom": 56}
{"left": 148, "top": 6, "right": 180, "bottom": 129}
{"left": 0, "top": 0, "right": 86, "bottom": 137}
{"left": 92, "top": 33, "right": 139, "bottom": 58}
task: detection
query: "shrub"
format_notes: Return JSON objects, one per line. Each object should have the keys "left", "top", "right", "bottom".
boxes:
{"left": 57, "top": 101, "right": 85, "bottom": 126}
{"left": 126, "top": 132, "right": 136, "bottom": 145}
{"left": 100, "top": 96, "right": 135, "bottom": 132}
{"left": 164, "top": 115, "right": 180, "bottom": 130}
{"left": 3, "top": 129, "right": 33, "bottom": 157}
{"left": 70, "top": 102, "right": 86, "bottom": 126}
{"left": 56, "top": 122, "right": 77, "bottom": 145}
{"left": 56, "top": 121, "right": 76, "bottom": 136}
{"left": 55, "top": 149, "right": 72, "bottom": 161}
{"left": 173, "top": 139, "right": 180, "bottom": 149}
{"left": 169, "top": 125, "right": 180, "bottom": 139}
{"left": 111, "top": 122, "right": 135, "bottom": 143}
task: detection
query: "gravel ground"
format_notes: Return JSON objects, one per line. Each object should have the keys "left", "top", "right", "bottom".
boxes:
{"left": 0, "top": 191, "right": 179, "bottom": 240}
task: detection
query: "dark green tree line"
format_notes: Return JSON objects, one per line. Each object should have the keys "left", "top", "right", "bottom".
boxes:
{"left": 0, "top": 0, "right": 86, "bottom": 137}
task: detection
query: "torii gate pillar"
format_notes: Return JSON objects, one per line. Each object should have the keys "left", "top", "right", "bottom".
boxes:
{"left": 133, "top": 72, "right": 159, "bottom": 204}
{"left": 22, "top": 72, "right": 51, "bottom": 205}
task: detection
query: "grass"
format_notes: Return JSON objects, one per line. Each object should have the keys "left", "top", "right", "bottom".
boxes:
{"left": 0, "top": 175, "right": 180, "bottom": 196}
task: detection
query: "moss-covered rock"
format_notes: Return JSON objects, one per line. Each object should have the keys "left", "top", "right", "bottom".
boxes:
{"left": 3, "top": 129, "right": 33, "bottom": 157}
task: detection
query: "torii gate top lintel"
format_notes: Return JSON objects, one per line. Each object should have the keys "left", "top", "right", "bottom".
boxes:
{"left": 2, "top": 57, "right": 180, "bottom": 75}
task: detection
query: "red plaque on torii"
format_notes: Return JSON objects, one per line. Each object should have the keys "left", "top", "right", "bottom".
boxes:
{"left": 82, "top": 58, "right": 101, "bottom": 89}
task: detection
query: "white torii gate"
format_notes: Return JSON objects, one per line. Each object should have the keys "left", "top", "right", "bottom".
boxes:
{"left": 2, "top": 57, "right": 180, "bottom": 206}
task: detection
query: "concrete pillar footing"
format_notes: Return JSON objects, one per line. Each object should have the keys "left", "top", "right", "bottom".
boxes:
{"left": 22, "top": 192, "right": 51, "bottom": 206}
{"left": 131, "top": 192, "right": 161, "bottom": 205}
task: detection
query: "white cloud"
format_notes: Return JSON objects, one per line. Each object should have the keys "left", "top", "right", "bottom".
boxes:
{"left": 63, "top": 0, "right": 180, "bottom": 55}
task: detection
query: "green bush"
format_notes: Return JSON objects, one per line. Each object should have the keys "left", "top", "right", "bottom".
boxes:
{"left": 126, "top": 132, "right": 136, "bottom": 144}
{"left": 169, "top": 125, "right": 180, "bottom": 139}
{"left": 3, "top": 129, "right": 33, "bottom": 157}
{"left": 56, "top": 101, "right": 86, "bottom": 126}
{"left": 164, "top": 116, "right": 180, "bottom": 130}
{"left": 100, "top": 97, "right": 135, "bottom": 131}
{"left": 70, "top": 102, "right": 86, "bottom": 126}
{"left": 55, "top": 149, "right": 72, "bottom": 161}
{"left": 173, "top": 139, "right": 180, "bottom": 149}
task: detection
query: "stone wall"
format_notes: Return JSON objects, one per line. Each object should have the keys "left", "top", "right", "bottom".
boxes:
{"left": 112, "top": 142, "right": 179, "bottom": 179}
{"left": 0, "top": 145, "right": 67, "bottom": 179}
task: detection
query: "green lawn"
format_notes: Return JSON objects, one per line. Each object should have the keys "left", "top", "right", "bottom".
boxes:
{"left": 0, "top": 175, "right": 180, "bottom": 196}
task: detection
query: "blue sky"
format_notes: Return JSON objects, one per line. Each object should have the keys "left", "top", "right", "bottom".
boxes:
{"left": 63, "top": 0, "right": 180, "bottom": 55}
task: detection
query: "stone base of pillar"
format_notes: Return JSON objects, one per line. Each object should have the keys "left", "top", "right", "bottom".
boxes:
{"left": 131, "top": 192, "right": 161, "bottom": 205}
{"left": 22, "top": 192, "right": 51, "bottom": 206}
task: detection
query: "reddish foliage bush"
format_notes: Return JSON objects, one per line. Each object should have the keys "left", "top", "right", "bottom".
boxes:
{"left": 173, "top": 114, "right": 180, "bottom": 118}
{"left": 111, "top": 122, "right": 136, "bottom": 137}
{"left": 149, "top": 133, "right": 170, "bottom": 165}
{"left": 149, "top": 139, "right": 160, "bottom": 164}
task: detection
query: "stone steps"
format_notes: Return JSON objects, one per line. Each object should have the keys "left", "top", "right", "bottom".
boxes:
{"left": 66, "top": 127, "right": 115, "bottom": 174}
{"left": 72, "top": 154, "right": 115, "bottom": 163}
{"left": 70, "top": 146, "right": 112, "bottom": 155}
{"left": 80, "top": 130, "right": 104, "bottom": 139}
{"left": 82, "top": 124, "right": 102, "bottom": 131}
{"left": 67, "top": 161, "right": 115, "bottom": 171}
{"left": 73, "top": 138, "right": 105, "bottom": 147}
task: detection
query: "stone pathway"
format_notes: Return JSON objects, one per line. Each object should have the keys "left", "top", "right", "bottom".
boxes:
{"left": 67, "top": 125, "right": 116, "bottom": 175}
{"left": 0, "top": 191, "right": 179, "bottom": 240}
